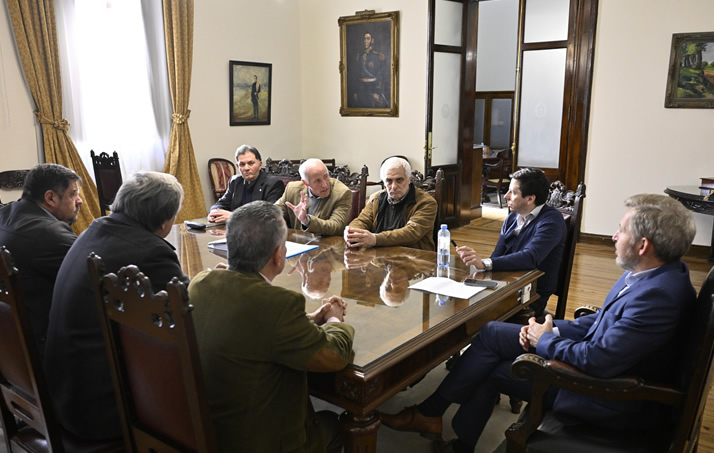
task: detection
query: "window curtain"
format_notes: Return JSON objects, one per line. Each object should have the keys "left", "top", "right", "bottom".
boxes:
{"left": 6, "top": 0, "right": 100, "bottom": 233}
{"left": 162, "top": 0, "right": 206, "bottom": 222}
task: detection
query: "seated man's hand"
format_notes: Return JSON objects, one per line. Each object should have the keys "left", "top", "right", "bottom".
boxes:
{"left": 322, "top": 296, "right": 347, "bottom": 322}
{"left": 344, "top": 226, "right": 377, "bottom": 249}
{"left": 519, "top": 324, "right": 531, "bottom": 351}
{"left": 525, "top": 314, "right": 553, "bottom": 349}
{"left": 285, "top": 191, "right": 309, "bottom": 225}
{"left": 307, "top": 303, "right": 332, "bottom": 325}
{"left": 343, "top": 248, "right": 376, "bottom": 269}
{"left": 456, "top": 246, "right": 485, "bottom": 270}
{"left": 207, "top": 209, "right": 231, "bottom": 224}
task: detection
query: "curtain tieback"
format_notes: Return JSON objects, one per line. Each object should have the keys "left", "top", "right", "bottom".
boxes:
{"left": 171, "top": 110, "right": 191, "bottom": 124}
{"left": 34, "top": 111, "right": 70, "bottom": 131}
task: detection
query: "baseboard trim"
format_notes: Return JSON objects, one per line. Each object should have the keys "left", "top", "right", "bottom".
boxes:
{"left": 579, "top": 233, "right": 711, "bottom": 262}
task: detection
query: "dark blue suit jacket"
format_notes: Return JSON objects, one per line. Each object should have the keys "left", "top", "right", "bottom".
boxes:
{"left": 491, "top": 204, "right": 566, "bottom": 312}
{"left": 538, "top": 260, "right": 696, "bottom": 429}
{"left": 210, "top": 170, "right": 284, "bottom": 212}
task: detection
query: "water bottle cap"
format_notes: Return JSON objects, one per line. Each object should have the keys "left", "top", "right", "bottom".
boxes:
{"left": 440, "top": 224, "right": 447, "bottom": 229}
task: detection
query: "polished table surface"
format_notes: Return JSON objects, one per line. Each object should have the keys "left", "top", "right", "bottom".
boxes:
{"left": 167, "top": 224, "right": 542, "bottom": 451}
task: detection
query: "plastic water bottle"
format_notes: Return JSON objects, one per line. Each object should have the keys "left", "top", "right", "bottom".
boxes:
{"left": 437, "top": 224, "right": 450, "bottom": 269}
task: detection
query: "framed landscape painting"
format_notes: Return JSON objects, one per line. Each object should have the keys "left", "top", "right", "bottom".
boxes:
{"left": 664, "top": 32, "right": 714, "bottom": 108}
{"left": 230, "top": 60, "right": 272, "bottom": 125}
{"left": 338, "top": 10, "right": 399, "bottom": 117}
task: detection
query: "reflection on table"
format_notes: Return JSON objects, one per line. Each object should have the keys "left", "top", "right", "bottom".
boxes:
{"left": 167, "top": 224, "right": 542, "bottom": 452}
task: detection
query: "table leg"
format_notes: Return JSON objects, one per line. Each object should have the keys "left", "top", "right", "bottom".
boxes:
{"left": 340, "top": 410, "right": 381, "bottom": 453}
{"left": 709, "top": 220, "right": 714, "bottom": 263}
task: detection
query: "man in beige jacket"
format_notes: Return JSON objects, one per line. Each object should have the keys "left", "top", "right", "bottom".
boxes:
{"left": 276, "top": 158, "right": 353, "bottom": 236}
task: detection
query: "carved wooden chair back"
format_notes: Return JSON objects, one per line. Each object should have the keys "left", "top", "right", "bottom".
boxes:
{"left": 88, "top": 254, "right": 216, "bottom": 453}
{"left": 0, "top": 169, "right": 30, "bottom": 207}
{"left": 545, "top": 180, "right": 586, "bottom": 320}
{"left": 0, "top": 246, "right": 66, "bottom": 452}
{"left": 207, "top": 158, "right": 236, "bottom": 201}
{"left": 90, "top": 150, "right": 122, "bottom": 216}
{"left": 482, "top": 149, "right": 513, "bottom": 208}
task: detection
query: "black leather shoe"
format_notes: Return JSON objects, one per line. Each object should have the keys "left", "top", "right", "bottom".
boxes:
{"left": 379, "top": 406, "right": 442, "bottom": 439}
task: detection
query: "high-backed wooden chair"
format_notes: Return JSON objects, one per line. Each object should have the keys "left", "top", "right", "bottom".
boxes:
{"left": 90, "top": 150, "right": 123, "bottom": 216}
{"left": 264, "top": 157, "right": 301, "bottom": 186}
{"left": 88, "top": 254, "right": 216, "bottom": 453}
{"left": 545, "top": 180, "right": 586, "bottom": 320}
{"left": 207, "top": 158, "right": 236, "bottom": 201}
{"left": 506, "top": 265, "right": 714, "bottom": 453}
{"left": 0, "top": 247, "right": 123, "bottom": 453}
{"left": 482, "top": 149, "right": 513, "bottom": 208}
{"left": 332, "top": 164, "right": 369, "bottom": 223}
{"left": 0, "top": 169, "right": 30, "bottom": 207}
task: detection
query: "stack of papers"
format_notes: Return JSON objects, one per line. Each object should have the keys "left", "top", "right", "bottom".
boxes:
{"left": 208, "top": 239, "right": 318, "bottom": 258}
{"left": 409, "top": 277, "right": 485, "bottom": 300}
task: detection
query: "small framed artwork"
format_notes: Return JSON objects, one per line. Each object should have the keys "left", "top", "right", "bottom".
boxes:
{"left": 338, "top": 10, "right": 400, "bottom": 117}
{"left": 664, "top": 32, "right": 714, "bottom": 108}
{"left": 230, "top": 60, "right": 272, "bottom": 125}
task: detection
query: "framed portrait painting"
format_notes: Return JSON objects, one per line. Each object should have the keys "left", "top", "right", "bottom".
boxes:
{"left": 339, "top": 10, "right": 399, "bottom": 117}
{"left": 230, "top": 60, "right": 272, "bottom": 125}
{"left": 664, "top": 32, "right": 714, "bottom": 108}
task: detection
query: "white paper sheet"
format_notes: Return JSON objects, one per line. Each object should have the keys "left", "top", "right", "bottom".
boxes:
{"left": 208, "top": 239, "right": 318, "bottom": 258}
{"left": 409, "top": 277, "right": 486, "bottom": 300}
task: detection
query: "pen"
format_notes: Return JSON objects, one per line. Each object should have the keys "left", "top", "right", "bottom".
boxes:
{"left": 451, "top": 239, "right": 458, "bottom": 248}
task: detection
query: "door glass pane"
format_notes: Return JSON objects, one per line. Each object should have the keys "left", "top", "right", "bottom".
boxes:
{"left": 517, "top": 49, "right": 566, "bottom": 168}
{"left": 523, "top": 0, "right": 569, "bottom": 43}
{"left": 490, "top": 99, "right": 512, "bottom": 149}
{"left": 432, "top": 52, "right": 461, "bottom": 167}
{"left": 476, "top": 0, "right": 518, "bottom": 91}
{"left": 435, "top": 0, "right": 463, "bottom": 47}
{"left": 474, "top": 98, "right": 485, "bottom": 145}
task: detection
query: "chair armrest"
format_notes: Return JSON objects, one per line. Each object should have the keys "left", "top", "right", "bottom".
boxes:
{"left": 574, "top": 304, "right": 601, "bottom": 318}
{"left": 511, "top": 353, "right": 684, "bottom": 406}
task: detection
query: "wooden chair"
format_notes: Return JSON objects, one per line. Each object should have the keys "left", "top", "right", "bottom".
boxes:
{"left": 332, "top": 164, "right": 369, "bottom": 223}
{"left": 88, "top": 254, "right": 216, "bottom": 453}
{"left": 264, "top": 157, "right": 300, "bottom": 186}
{"left": 505, "top": 265, "right": 714, "bottom": 453}
{"left": 546, "top": 180, "right": 586, "bottom": 320}
{"left": 207, "top": 158, "right": 236, "bottom": 201}
{"left": 412, "top": 168, "right": 445, "bottom": 244}
{"left": 289, "top": 158, "right": 337, "bottom": 173}
{"left": 0, "top": 169, "right": 30, "bottom": 207}
{"left": 482, "top": 149, "right": 513, "bottom": 208}
{"left": 0, "top": 247, "right": 123, "bottom": 453}
{"left": 90, "top": 150, "right": 122, "bottom": 216}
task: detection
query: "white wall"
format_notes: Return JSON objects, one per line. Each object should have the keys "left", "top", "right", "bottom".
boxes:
{"left": 0, "top": 1, "right": 41, "bottom": 202}
{"left": 299, "top": 0, "right": 428, "bottom": 185}
{"left": 1, "top": 0, "right": 712, "bottom": 247}
{"left": 585, "top": 0, "right": 714, "bottom": 246}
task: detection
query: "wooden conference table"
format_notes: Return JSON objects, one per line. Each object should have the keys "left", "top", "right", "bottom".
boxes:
{"left": 167, "top": 225, "right": 542, "bottom": 452}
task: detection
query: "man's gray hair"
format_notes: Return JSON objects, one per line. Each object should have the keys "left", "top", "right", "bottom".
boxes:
{"left": 299, "top": 158, "right": 328, "bottom": 182}
{"left": 380, "top": 157, "right": 412, "bottom": 183}
{"left": 110, "top": 171, "right": 183, "bottom": 232}
{"left": 624, "top": 194, "right": 696, "bottom": 263}
{"left": 235, "top": 144, "right": 262, "bottom": 162}
{"left": 226, "top": 201, "right": 287, "bottom": 272}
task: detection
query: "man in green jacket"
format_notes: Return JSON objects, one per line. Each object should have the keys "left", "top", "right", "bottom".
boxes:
{"left": 346, "top": 156, "right": 437, "bottom": 251}
{"left": 189, "top": 201, "right": 355, "bottom": 452}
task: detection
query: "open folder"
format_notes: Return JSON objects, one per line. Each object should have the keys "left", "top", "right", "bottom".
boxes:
{"left": 208, "top": 239, "right": 318, "bottom": 258}
{"left": 409, "top": 277, "right": 485, "bottom": 300}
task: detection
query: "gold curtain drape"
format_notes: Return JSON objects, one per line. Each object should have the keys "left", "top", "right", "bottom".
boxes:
{"left": 162, "top": 0, "right": 206, "bottom": 223}
{"left": 6, "top": 0, "right": 100, "bottom": 233}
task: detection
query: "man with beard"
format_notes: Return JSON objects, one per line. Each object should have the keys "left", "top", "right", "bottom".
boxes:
{"left": 0, "top": 163, "right": 82, "bottom": 358}
{"left": 380, "top": 194, "right": 697, "bottom": 453}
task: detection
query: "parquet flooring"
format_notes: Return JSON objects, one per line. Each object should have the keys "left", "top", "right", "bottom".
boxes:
{"left": 452, "top": 206, "right": 714, "bottom": 450}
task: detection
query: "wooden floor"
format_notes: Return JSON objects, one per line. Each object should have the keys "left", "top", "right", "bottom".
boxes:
{"left": 452, "top": 206, "right": 714, "bottom": 451}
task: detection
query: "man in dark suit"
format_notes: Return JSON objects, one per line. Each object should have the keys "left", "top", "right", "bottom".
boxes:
{"left": 380, "top": 194, "right": 698, "bottom": 453}
{"left": 0, "top": 163, "right": 82, "bottom": 358}
{"left": 189, "top": 201, "right": 354, "bottom": 452}
{"left": 207, "top": 144, "right": 284, "bottom": 223}
{"left": 456, "top": 168, "right": 566, "bottom": 316}
{"left": 44, "top": 171, "right": 187, "bottom": 443}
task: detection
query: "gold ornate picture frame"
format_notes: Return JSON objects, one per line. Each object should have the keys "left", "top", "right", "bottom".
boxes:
{"left": 339, "top": 10, "right": 399, "bottom": 117}
{"left": 664, "top": 32, "right": 714, "bottom": 109}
